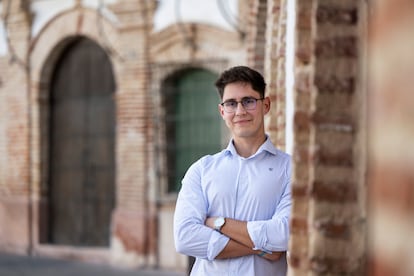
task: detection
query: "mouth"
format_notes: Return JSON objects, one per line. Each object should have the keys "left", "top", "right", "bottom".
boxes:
{"left": 234, "top": 119, "right": 251, "bottom": 125}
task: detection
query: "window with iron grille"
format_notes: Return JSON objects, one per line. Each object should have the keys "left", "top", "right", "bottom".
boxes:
{"left": 163, "top": 68, "right": 222, "bottom": 193}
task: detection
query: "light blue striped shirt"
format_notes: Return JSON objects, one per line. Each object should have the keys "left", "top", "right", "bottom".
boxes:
{"left": 174, "top": 137, "right": 291, "bottom": 276}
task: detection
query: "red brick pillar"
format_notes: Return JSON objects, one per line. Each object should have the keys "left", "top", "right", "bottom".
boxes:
{"left": 289, "top": 1, "right": 367, "bottom": 274}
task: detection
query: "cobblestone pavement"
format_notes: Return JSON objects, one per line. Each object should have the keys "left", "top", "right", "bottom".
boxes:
{"left": 0, "top": 253, "right": 186, "bottom": 276}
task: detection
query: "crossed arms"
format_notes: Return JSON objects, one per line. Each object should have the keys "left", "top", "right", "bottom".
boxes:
{"left": 204, "top": 217, "right": 283, "bottom": 261}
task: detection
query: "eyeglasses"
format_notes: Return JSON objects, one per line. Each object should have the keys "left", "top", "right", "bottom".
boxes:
{"left": 220, "top": 97, "right": 264, "bottom": 113}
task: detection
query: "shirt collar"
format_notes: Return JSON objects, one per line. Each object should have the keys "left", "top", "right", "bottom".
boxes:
{"left": 224, "top": 135, "right": 278, "bottom": 158}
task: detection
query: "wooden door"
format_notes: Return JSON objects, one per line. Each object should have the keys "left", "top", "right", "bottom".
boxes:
{"left": 48, "top": 38, "right": 116, "bottom": 246}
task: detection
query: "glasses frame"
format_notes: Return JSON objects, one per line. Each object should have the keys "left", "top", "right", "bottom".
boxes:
{"left": 220, "top": 97, "right": 264, "bottom": 113}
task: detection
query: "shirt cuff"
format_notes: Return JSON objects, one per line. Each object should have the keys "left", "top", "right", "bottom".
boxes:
{"left": 206, "top": 230, "right": 230, "bottom": 261}
{"left": 247, "top": 221, "right": 269, "bottom": 252}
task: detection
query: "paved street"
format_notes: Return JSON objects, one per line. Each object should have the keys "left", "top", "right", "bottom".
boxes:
{"left": 0, "top": 253, "right": 186, "bottom": 276}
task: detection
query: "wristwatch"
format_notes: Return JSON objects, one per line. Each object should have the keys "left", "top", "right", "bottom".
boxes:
{"left": 214, "top": 217, "right": 226, "bottom": 232}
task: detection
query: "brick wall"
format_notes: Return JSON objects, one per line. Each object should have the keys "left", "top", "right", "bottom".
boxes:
{"left": 246, "top": 0, "right": 267, "bottom": 74}
{"left": 368, "top": 0, "right": 414, "bottom": 275}
{"left": 264, "top": 0, "right": 287, "bottom": 150}
{"left": 286, "top": 0, "right": 414, "bottom": 274}
{"left": 0, "top": 0, "right": 31, "bottom": 253}
{"left": 289, "top": 0, "right": 367, "bottom": 274}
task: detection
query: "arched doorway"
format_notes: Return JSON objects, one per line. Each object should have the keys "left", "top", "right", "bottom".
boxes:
{"left": 47, "top": 37, "right": 116, "bottom": 247}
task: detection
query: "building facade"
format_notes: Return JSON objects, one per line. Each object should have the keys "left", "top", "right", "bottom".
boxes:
{"left": 0, "top": 0, "right": 248, "bottom": 271}
{"left": 1, "top": 0, "right": 413, "bottom": 275}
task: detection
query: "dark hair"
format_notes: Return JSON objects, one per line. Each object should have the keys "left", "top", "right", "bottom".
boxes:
{"left": 214, "top": 66, "right": 266, "bottom": 99}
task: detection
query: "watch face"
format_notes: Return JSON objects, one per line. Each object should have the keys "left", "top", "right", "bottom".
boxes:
{"left": 214, "top": 217, "right": 225, "bottom": 229}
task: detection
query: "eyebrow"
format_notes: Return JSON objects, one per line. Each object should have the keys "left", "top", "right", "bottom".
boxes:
{"left": 222, "top": 96, "right": 255, "bottom": 102}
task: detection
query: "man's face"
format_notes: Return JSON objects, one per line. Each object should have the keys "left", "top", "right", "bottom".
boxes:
{"left": 219, "top": 82, "right": 270, "bottom": 139}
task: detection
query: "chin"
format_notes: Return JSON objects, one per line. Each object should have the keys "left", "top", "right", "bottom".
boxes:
{"left": 234, "top": 130, "right": 254, "bottom": 138}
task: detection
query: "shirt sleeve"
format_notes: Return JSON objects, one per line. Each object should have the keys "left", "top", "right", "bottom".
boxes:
{"left": 174, "top": 158, "right": 230, "bottom": 261}
{"left": 246, "top": 158, "right": 292, "bottom": 252}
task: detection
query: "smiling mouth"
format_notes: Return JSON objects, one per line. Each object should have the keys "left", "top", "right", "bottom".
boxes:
{"left": 234, "top": 120, "right": 251, "bottom": 124}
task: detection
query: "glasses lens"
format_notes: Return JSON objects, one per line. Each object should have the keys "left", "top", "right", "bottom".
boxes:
{"left": 223, "top": 101, "right": 237, "bottom": 112}
{"left": 242, "top": 98, "right": 257, "bottom": 110}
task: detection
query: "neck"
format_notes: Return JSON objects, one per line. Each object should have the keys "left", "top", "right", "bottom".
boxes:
{"left": 233, "top": 134, "right": 267, "bottom": 158}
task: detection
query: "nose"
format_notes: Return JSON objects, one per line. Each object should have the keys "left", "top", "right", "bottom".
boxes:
{"left": 235, "top": 101, "right": 247, "bottom": 115}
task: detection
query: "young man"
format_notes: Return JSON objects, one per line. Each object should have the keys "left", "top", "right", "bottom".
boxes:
{"left": 174, "top": 66, "right": 291, "bottom": 275}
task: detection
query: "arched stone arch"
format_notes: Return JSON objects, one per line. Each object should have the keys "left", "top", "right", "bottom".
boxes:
{"left": 30, "top": 7, "right": 121, "bottom": 98}
{"left": 150, "top": 22, "right": 246, "bottom": 64}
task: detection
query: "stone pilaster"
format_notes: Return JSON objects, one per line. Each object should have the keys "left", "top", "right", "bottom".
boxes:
{"left": 0, "top": 0, "right": 32, "bottom": 254}
{"left": 108, "top": 0, "right": 158, "bottom": 268}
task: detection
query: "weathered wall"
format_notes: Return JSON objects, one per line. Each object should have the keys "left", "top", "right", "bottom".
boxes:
{"left": 368, "top": 0, "right": 414, "bottom": 275}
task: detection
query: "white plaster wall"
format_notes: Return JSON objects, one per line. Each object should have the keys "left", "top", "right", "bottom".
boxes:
{"left": 153, "top": 0, "right": 238, "bottom": 31}
{"left": 0, "top": 3, "right": 7, "bottom": 56}
{"left": 0, "top": 0, "right": 238, "bottom": 56}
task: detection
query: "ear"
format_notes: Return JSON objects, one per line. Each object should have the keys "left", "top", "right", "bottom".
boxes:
{"left": 263, "top": 97, "right": 271, "bottom": 114}
{"left": 218, "top": 104, "right": 226, "bottom": 119}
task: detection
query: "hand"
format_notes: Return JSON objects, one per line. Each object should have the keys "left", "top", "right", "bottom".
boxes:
{"left": 260, "top": 251, "right": 284, "bottom": 262}
{"left": 204, "top": 217, "right": 216, "bottom": 229}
